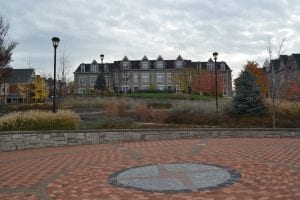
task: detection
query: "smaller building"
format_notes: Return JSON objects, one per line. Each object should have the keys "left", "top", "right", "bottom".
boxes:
{"left": 263, "top": 53, "right": 300, "bottom": 100}
{"left": 0, "top": 68, "right": 35, "bottom": 104}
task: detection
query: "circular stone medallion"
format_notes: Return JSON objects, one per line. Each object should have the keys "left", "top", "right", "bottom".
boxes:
{"left": 107, "top": 163, "right": 240, "bottom": 193}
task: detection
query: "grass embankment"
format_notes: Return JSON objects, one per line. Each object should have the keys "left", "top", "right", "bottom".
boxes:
{"left": 120, "top": 92, "right": 213, "bottom": 100}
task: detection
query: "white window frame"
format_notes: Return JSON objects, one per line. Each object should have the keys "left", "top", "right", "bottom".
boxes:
{"left": 142, "top": 73, "right": 149, "bottom": 82}
{"left": 122, "top": 85, "right": 130, "bottom": 92}
{"left": 80, "top": 65, "right": 85, "bottom": 72}
{"left": 156, "top": 73, "right": 164, "bottom": 83}
{"left": 122, "top": 73, "right": 129, "bottom": 82}
{"left": 167, "top": 73, "right": 172, "bottom": 82}
{"left": 175, "top": 61, "right": 183, "bottom": 68}
{"left": 122, "top": 62, "right": 130, "bottom": 70}
{"left": 157, "top": 85, "right": 165, "bottom": 91}
{"left": 79, "top": 88, "right": 85, "bottom": 94}
{"left": 141, "top": 62, "right": 149, "bottom": 69}
{"left": 90, "top": 76, "right": 97, "bottom": 85}
{"left": 133, "top": 73, "right": 138, "bottom": 83}
{"left": 91, "top": 65, "right": 98, "bottom": 72}
{"left": 79, "top": 77, "right": 86, "bottom": 85}
{"left": 156, "top": 62, "right": 164, "bottom": 69}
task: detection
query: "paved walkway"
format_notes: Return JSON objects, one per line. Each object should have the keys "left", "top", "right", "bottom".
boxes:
{"left": 0, "top": 138, "right": 299, "bottom": 200}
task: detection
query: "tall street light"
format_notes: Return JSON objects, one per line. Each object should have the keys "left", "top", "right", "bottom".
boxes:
{"left": 213, "top": 52, "right": 218, "bottom": 113}
{"left": 52, "top": 37, "right": 60, "bottom": 113}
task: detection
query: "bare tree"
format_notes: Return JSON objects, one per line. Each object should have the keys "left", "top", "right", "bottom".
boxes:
{"left": 58, "top": 48, "right": 72, "bottom": 98}
{"left": 58, "top": 48, "right": 72, "bottom": 83}
{"left": 267, "top": 37, "right": 286, "bottom": 128}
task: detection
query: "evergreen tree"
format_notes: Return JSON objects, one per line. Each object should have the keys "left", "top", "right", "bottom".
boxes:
{"left": 231, "top": 70, "right": 267, "bottom": 115}
{"left": 94, "top": 73, "right": 106, "bottom": 91}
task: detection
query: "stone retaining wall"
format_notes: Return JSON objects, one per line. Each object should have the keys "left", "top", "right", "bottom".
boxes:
{"left": 0, "top": 128, "right": 299, "bottom": 152}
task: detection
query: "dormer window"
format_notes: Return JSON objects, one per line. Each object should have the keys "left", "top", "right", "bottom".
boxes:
{"left": 175, "top": 55, "right": 184, "bottom": 68}
{"left": 91, "top": 60, "right": 98, "bottom": 72}
{"left": 141, "top": 62, "right": 149, "bottom": 69}
{"left": 91, "top": 64, "right": 98, "bottom": 72}
{"left": 156, "top": 62, "right": 164, "bottom": 69}
{"left": 175, "top": 61, "right": 183, "bottom": 68}
{"left": 122, "top": 62, "right": 130, "bottom": 69}
{"left": 80, "top": 64, "right": 85, "bottom": 72}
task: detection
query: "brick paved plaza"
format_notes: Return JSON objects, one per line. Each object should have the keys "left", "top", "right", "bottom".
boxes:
{"left": 0, "top": 138, "right": 299, "bottom": 200}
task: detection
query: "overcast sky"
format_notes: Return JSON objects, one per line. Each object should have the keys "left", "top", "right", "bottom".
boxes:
{"left": 1, "top": 0, "right": 300, "bottom": 79}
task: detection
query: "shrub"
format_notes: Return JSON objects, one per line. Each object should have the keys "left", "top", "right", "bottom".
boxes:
{"left": 105, "top": 97, "right": 119, "bottom": 117}
{"left": 96, "top": 117, "right": 134, "bottom": 129}
{"left": 0, "top": 110, "right": 80, "bottom": 131}
{"left": 134, "top": 105, "right": 169, "bottom": 123}
{"left": 61, "top": 96, "right": 106, "bottom": 108}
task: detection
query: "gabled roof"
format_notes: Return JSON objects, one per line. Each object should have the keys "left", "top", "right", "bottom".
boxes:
{"left": 122, "top": 56, "right": 129, "bottom": 62}
{"left": 157, "top": 55, "right": 164, "bottom": 61}
{"left": 292, "top": 54, "right": 300, "bottom": 67}
{"left": 142, "top": 55, "right": 148, "bottom": 61}
{"left": 279, "top": 55, "right": 288, "bottom": 65}
{"left": 8, "top": 68, "right": 35, "bottom": 84}
{"left": 176, "top": 55, "right": 183, "bottom": 61}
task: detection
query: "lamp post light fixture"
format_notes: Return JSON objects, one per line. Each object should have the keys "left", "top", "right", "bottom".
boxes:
{"left": 100, "top": 54, "right": 104, "bottom": 64}
{"left": 52, "top": 37, "right": 60, "bottom": 113}
{"left": 213, "top": 52, "right": 218, "bottom": 113}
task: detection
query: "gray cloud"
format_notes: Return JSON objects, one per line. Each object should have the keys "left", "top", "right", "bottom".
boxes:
{"left": 1, "top": 0, "right": 299, "bottom": 79}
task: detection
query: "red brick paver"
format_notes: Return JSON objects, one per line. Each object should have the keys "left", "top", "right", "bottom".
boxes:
{"left": 0, "top": 138, "right": 299, "bottom": 199}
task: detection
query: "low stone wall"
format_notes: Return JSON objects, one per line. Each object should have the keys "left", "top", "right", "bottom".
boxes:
{"left": 0, "top": 128, "right": 299, "bottom": 152}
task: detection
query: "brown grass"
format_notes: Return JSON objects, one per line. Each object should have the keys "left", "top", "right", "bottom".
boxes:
{"left": 0, "top": 110, "right": 80, "bottom": 131}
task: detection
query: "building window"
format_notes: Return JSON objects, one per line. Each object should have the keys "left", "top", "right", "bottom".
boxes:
{"left": 133, "top": 73, "right": 138, "bottom": 82}
{"left": 156, "top": 73, "right": 164, "bottom": 82}
{"left": 79, "top": 77, "right": 86, "bottom": 85}
{"left": 122, "top": 86, "right": 129, "bottom": 92}
{"left": 221, "top": 63, "right": 225, "bottom": 71}
{"left": 142, "top": 73, "right": 149, "bottom": 82}
{"left": 122, "top": 73, "right": 129, "bottom": 82}
{"left": 79, "top": 88, "right": 85, "bottom": 94}
{"left": 122, "top": 62, "right": 130, "bottom": 69}
{"left": 156, "top": 62, "right": 164, "bottom": 69}
{"left": 175, "top": 61, "right": 183, "bottom": 68}
{"left": 207, "top": 63, "right": 214, "bottom": 71}
{"left": 90, "top": 76, "right": 97, "bottom": 85}
{"left": 141, "top": 62, "right": 149, "bottom": 69}
{"left": 167, "top": 73, "right": 172, "bottom": 82}
{"left": 91, "top": 65, "right": 98, "bottom": 72}
{"left": 142, "top": 85, "right": 149, "bottom": 91}
{"left": 157, "top": 85, "right": 165, "bottom": 91}
{"left": 80, "top": 65, "right": 85, "bottom": 72}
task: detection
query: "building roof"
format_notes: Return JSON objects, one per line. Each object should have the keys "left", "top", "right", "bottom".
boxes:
{"left": 7, "top": 68, "right": 35, "bottom": 84}
{"left": 74, "top": 56, "right": 232, "bottom": 73}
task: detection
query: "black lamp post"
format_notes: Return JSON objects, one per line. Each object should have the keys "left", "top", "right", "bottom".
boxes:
{"left": 52, "top": 37, "right": 60, "bottom": 113}
{"left": 213, "top": 52, "right": 218, "bottom": 113}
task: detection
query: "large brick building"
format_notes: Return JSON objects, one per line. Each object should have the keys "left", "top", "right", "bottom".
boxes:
{"left": 263, "top": 53, "right": 300, "bottom": 99}
{"left": 74, "top": 55, "right": 233, "bottom": 96}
